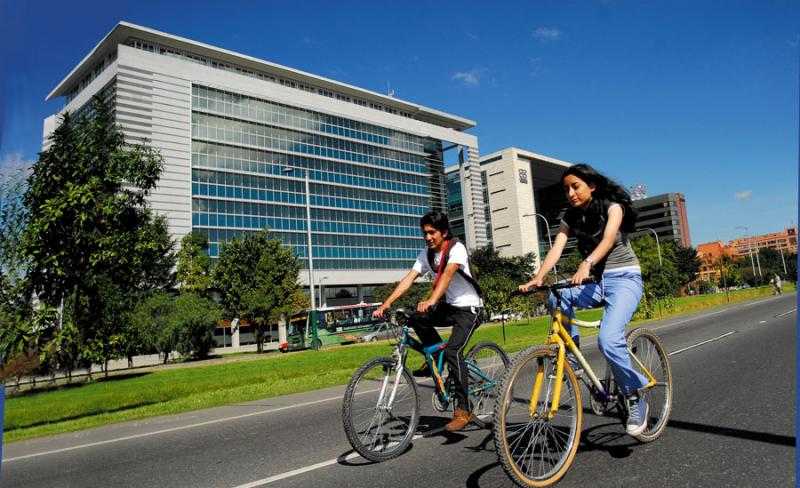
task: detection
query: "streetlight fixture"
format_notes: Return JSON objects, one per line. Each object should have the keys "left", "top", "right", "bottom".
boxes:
{"left": 283, "top": 167, "right": 317, "bottom": 348}
{"left": 522, "top": 213, "right": 558, "bottom": 277}
{"left": 735, "top": 226, "right": 759, "bottom": 283}
{"left": 636, "top": 227, "right": 662, "bottom": 267}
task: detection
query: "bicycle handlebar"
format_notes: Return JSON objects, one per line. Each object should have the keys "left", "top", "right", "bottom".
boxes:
{"left": 509, "top": 276, "right": 599, "bottom": 297}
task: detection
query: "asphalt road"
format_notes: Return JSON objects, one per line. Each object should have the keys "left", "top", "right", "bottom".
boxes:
{"left": 3, "top": 293, "right": 796, "bottom": 488}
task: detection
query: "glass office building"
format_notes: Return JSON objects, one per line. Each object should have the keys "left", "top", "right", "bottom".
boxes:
{"left": 45, "top": 22, "right": 485, "bottom": 299}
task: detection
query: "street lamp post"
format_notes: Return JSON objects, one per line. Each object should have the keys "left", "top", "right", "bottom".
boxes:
{"left": 284, "top": 167, "right": 317, "bottom": 349}
{"left": 522, "top": 213, "right": 558, "bottom": 278}
{"left": 735, "top": 226, "right": 758, "bottom": 284}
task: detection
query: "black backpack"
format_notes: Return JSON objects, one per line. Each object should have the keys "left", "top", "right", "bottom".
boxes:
{"left": 426, "top": 237, "right": 483, "bottom": 298}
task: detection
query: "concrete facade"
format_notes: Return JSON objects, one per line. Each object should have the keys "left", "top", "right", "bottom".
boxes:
{"left": 478, "top": 148, "right": 573, "bottom": 268}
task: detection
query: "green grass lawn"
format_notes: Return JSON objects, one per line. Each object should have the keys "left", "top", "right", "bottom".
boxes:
{"left": 3, "top": 285, "right": 782, "bottom": 443}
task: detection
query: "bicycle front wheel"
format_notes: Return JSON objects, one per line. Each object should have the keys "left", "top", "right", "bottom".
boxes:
{"left": 466, "top": 341, "right": 510, "bottom": 428}
{"left": 494, "top": 345, "right": 582, "bottom": 487}
{"left": 342, "top": 357, "right": 420, "bottom": 462}
{"left": 626, "top": 328, "right": 673, "bottom": 442}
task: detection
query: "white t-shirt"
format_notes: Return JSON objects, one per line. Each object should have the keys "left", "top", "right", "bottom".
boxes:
{"left": 412, "top": 241, "right": 482, "bottom": 308}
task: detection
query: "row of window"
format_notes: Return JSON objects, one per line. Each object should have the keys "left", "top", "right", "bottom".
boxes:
{"left": 192, "top": 212, "right": 421, "bottom": 238}
{"left": 193, "top": 85, "right": 427, "bottom": 153}
{"left": 192, "top": 197, "right": 421, "bottom": 228}
{"left": 192, "top": 169, "right": 430, "bottom": 212}
{"left": 197, "top": 226, "right": 420, "bottom": 250}
{"left": 192, "top": 112, "right": 430, "bottom": 174}
{"left": 192, "top": 183, "right": 425, "bottom": 216}
{"left": 192, "top": 141, "right": 430, "bottom": 194}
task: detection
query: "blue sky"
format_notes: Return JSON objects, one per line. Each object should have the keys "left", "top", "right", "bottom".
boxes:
{"left": 1, "top": 0, "right": 797, "bottom": 246}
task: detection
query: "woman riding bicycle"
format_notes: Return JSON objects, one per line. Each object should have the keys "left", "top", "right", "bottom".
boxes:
{"left": 518, "top": 163, "right": 649, "bottom": 436}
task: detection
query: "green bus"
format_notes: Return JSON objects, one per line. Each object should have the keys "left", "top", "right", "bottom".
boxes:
{"left": 279, "top": 302, "right": 387, "bottom": 352}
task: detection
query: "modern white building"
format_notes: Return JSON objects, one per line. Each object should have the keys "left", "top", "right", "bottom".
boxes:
{"left": 44, "top": 22, "right": 487, "bottom": 305}
{"left": 478, "top": 147, "right": 573, "bottom": 268}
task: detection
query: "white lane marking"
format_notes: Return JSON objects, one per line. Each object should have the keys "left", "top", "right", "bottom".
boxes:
{"left": 668, "top": 331, "right": 736, "bottom": 356}
{"left": 4, "top": 395, "right": 345, "bottom": 462}
{"left": 776, "top": 308, "right": 797, "bottom": 318}
{"left": 232, "top": 435, "right": 425, "bottom": 488}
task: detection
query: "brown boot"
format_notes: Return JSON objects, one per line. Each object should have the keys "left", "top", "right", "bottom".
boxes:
{"left": 445, "top": 407, "right": 476, "bottom": 432}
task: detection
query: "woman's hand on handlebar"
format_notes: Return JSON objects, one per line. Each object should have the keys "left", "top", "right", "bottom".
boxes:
{"left": 519, "top": 277, "right": 544, "bottom": 293}
{"left": 571, "top": 261, "right": 592, "bottom": 285}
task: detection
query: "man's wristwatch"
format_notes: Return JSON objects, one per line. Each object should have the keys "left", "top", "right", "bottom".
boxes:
{"left": 583, "top": 257, "right": 595, "bottom": 267}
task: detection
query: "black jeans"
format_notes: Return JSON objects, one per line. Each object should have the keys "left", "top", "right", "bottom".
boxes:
{"left": 409, "top": 303, "right": 482, "bottom": 410}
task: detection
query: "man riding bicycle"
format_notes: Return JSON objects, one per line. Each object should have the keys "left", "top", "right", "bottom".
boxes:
{"left": 374, "top": 211, "right": 483, "bottom": 432}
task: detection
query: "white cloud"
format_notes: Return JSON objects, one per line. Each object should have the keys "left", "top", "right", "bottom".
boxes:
{"left": 734, "top": 190, "right": 752, "bottom": 200}
{"left": 533, "top": 27, "right": 561, "bottom": 42}
{"left": 452, "top": 68, "right": 484, "bottom": 87}
{"left": 0, "top": 152, "right": 34, "bottom": 179}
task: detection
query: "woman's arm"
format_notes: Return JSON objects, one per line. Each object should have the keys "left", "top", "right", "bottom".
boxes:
{"left": 520, "top": 223, "right": 570, "bottom": 291}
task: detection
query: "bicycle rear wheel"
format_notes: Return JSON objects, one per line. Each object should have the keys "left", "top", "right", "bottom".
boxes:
{"left": 494, "top": 345, "right": 582, "bottom": 487}
{"left": 466, "top": 341, "right": 510, "bottom": 427}
{"left": 626, "top": 328, "right": 673, "bottom": 442}
{"left": 342, "top": 357, "right": 420, "bottom": 462}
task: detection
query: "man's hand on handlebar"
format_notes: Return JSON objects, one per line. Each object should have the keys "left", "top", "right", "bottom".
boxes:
{"left": 416, "top": 299, "right": 436, "bottom": 313}
{"left": 373, "top": 303, "right": 391, "bottom": 319}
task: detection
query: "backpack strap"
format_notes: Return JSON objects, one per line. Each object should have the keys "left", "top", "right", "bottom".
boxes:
{"left": 427, "top": 237, "right": 483, "bottom": 298}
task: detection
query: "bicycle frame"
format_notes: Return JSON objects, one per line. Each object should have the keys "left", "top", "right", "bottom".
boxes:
{"left": 394, "top": 324, "right": 497, "bottom": 405}
{"left": 530, "top": 287, "right": 657, "bottom": 420}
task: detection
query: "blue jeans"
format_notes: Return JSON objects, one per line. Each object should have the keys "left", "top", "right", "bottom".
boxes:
{"left": 547, "top": 270, "right": 648, "bottom": 395}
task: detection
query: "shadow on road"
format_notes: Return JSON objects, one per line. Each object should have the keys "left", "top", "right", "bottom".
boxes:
{"left": 666, "top": 418, "right": 795, "bottom": 447}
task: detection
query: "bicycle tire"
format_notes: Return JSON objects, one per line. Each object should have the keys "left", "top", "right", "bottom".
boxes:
{"left": 494, "top": 345, "right": 582, "bottom": 487}
{"left": 342, "top": 356, "right": 420, "bottom": 462}
{"left": 625, "top": 327, "right": 672, "bottom": 442}
{"left": 466, "top": 341, "right": 510, "bottom": 428}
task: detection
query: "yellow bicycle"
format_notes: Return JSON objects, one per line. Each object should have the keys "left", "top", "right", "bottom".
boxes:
{"left": 493, "top": 280, "right": 673, "bottom": 487}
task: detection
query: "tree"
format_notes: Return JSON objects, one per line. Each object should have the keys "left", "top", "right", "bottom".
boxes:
{"left": 631, "top": 235, "right": 681, "bottom": 298}
{"left": 176, "top": 233, "right": 213, "bottom": 296}
{"left": 668, "top": 242, "right": 702, "bottom": 288}
{"left": 374, "top": 280, "right": 431, "bottom": 310}
{"left": 559, "top": 249, "right": 584, "bottom": 277}
{"left": 171, "top": 294, "right": 222, "bottom": 360}
{"left": 0, "top": 169, "right": 34, "bottom": 369}
{"left": 214, "top": 229, "right": 308, "bottom": 352}
{"left": 127, "top": 291, "right": 178, "bottom": 364}
{"left": 19, "top": 96, "right": 174, "bottom": 368}
{"left": 469, "top": 244, "right": 536, "bottom": 284}
{"left": 715, "top": 254, "right": 743, "bottom": 290}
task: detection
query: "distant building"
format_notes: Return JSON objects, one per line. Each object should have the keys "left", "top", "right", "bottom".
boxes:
{"left": 696, "top": 226, "right": 797, "bottom": 282}
{"left": 697, "top": 241, "right": 730, "bottom": 282}
{"left": 728, "top": 227, "right": 798, "bottom": 257}
{"left": 477, "top": 147, "right": 573, "bottom": 268}
{"left": 631, "top": 193, "right": 691, "bottom": 248}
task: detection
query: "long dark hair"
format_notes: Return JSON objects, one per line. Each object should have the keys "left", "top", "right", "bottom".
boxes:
{"left": 562, "top": 163, "right": 637, "bottom": 232}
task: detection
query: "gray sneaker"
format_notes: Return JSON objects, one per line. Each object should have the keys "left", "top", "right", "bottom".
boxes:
{"left": 566, "top": 353, "right": 583, "bottom": 378}
{"left": 549, "top": 352, "right": 583, "bottom": 379}
{"left": 625, "top": 394, "right": 649, "bottom": 436}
